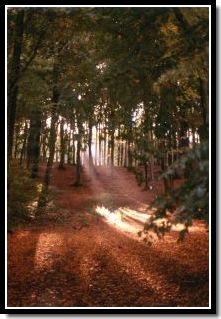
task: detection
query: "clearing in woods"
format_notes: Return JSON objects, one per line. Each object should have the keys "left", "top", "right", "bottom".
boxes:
{"left": 7, "top": 164, "right": 209, "bottom": 307}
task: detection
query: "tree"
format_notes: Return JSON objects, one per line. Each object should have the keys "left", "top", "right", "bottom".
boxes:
{"left": 7, "top": 9, "right": 25, "bottom": 161}
{"left": 7, "top": 7, "right": 209, "bottom": 234}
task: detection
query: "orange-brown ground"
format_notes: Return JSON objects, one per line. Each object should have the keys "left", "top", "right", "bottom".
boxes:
{"left": 7, "top": 164, "right": 209, "bottom": 307}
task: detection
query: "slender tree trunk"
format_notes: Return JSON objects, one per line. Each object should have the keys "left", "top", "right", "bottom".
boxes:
{"left": 58, "top": 118, "right": 65, "bottom": 169}
{"left": 128, "top": 123, "right": 133, "bottom": 169}
{"left": 43, "top": 97, "right": 59, "bottom": 186}
{"left": 99, "top": 123, "right": 102, "bottom": 166}
{"left": 110, "top": 128, "right": 114, "bottom": 173}
{"left": 40, "top": 118, "right": 47, "bottom": 163}
{"left": 75, "top": 139, "right": 81, "bottom": 186}
{"left": 192, "top": 128, "right": 196, "bottom": 145}
{"left": 103, "top": 129, "right": 107, "bottom": 166}
{"left": 198, "top": 77, "right": 209, "bottom": 141}
{"left": 14, "top": 123, "right": 20, "bottom": 159}
{"left": 72, "top": 138, "right": 76, "bottom": 165}
{"left": 117, "top": 127, "right": 121, "bottom": 166}
{"left": 88, "top": 118, "right": 94, "bottom": 170}
{"left": 26, "top": 108, "right": 42, "bottom": 177}
{"left": 20, "top": 120, "right": 28, "bottom": 165}
{"left": 94, "top": 125, "right": 98, "bottom": 166}
{"left": 8, "top": 10, "right": 25, "bottom": 162}
{"left": 42, "top": 135, "right": 47, "bottom": 163}
{"left": 67, "top": 129, "right": 72, "bottom": 165}
{"left": 124, "top": 140, "right": 128, "bottom": 167}
{"left": 30, "top": 109, "right": 42, "bottom": 178}
{"left": 117, "top": 142, "right": 120, "bottom": 166}
{"left": 38, "top": 84, "right": 59, "bottom": 208}
{"left": 26, "top": 125, "right": 32, "bottom": 169}
{"left": 74, "top": 121, "right": 82, "bottom": 186}
{"left": 120, "top": 140, "right": 123, "bottom": 167}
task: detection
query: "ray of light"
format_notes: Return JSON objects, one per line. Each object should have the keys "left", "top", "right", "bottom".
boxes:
{"left": 117, "top": 207, "right": 151, "bottom": 224}
{"left": 95, "top": 205, "right": 141, "bottom": 235}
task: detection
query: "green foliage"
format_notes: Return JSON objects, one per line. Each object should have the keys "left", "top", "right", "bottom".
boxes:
{"left": 144, "top": 140, "right": 209, "bottom": 241}
{"left": 7, "top": 164, "right": 41, "bottom": 230}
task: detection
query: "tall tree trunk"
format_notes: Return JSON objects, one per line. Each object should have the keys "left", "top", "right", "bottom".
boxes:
{"left": 192, "top": 128, "right": 196, "bottom": 145}
{"left": 103, "top": 129, "right": 107, "bottom": 166}
{"left": 26, "top": 109, "right": 42, "bottom": 176}
{"left": 38, "top": 84, "right": 59, "bottom": 208}
{"left": 95, "top": 125, "right": 98, "bottom": 166}
{"left": 58, "top": 118, "right": 65, "bottom": 169}
{"left": 26, "top": 124, "right": 32, "bottom": 169}
{"left": 110, "top": 128, "right": 114, "bottom": 174}
{"left": 74, "top": 139, "right": 81, "bottom": 186}
{"left": 120, "top": 141, "right": 124, "bottom": 167}
{"left": 99, "top": 123, "right": 102, "bottom": 166}
{"left": 67, "top": 130, "right": 71, "bottom": 165}
{"left": 8, "top": 10, "right": 25, "bottom": 162}
{"left": 30, "top": 109, "right": 42, "bottom": 178}
{"left": 117, "top": 127, "right": 121, "bottom": 166}
{"left": 124, "top": 140, "right": 128, "bottom": 167}
{"left": 117, "top": 142, "right": 120, "bottom": 166}
{"left": 72, "top": 137, "right": 76, "bottom": 165}
{"left": 198, "top": 77, "right": 209, "bottom": 141}
{"left": 127, "top": 120, "right": 133, "bottom": 169}
{"left": 74, "top": 120, "right": 83, "bottom": 186}
{"left": 13, "top": 123, "right": 21, "bottom": 159}
{"left": 88, "top": 118, "right": 94, "bottom": 171}
{"left": 43, "top": 88, "right": 59, "bottom": 186}
{"left": 20, "top": 120, "right": 28, "bottom": 165}
{"left": 42, "top": 134, "right": 48, "bottom": 163}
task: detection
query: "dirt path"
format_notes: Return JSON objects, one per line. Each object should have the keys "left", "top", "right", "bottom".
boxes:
{"left": 7, "top": 164, "right": 209, "bottom": 307}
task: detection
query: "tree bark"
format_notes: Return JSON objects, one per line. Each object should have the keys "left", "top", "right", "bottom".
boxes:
{"left": 43, "top": 87, "right": 59, "bottom": 187}
{"left": 58, "top": 118, "right": 65, "bottom": 169}
{"left": 14, "top": 123, "right": 21, "bottom": 159}
{"left": 95, "top": 125, "right": 98, "bottom": 166}
{"left": 110, "top": 128, "right": 114, "bottom": 174}
{"left": 72, "top": 135, "right": 76, "bottom": 165}
{"left": 30, "top": 109, "right": 42, "bottom": 178}
{"left": 124, "top": 140, "right": 128, "bottom": 167}
{"left": 198, "top": 77, "right": 209, "bottom": 141}
{"left": 120, "top": 141, "right": 124, "bottom": 167}
{"left": 103, "top": 129, "right": 107, "bottom": 166}
{"left": 38, "top": 83, "right": 59, "bottom": 208}
{"left": 88, "top": 118, "right": 94, "bottom": 170}
{"left": 20, "top": 120, "right": 28, "bottom": 165}
{"left": 98, "top": 123, "right": 102, "bottom": 166}
{"left": 8, "top": 10, "right": 25, "bottom": 162}
{"left": 74, "top": 120, "right": 83, "bottom": 186}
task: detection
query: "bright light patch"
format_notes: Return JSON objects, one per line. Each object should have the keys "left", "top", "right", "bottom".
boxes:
{"left": 46, "top": 117, "right": 51, "bottom": 127}
{"left": 34, "top": 233, "right": 63, "bottom": 271}
{"left": 95, "top": 205, "right": 151, "bottom": 236}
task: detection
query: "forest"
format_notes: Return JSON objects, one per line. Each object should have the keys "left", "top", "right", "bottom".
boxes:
{"left": 7, "top": 6, "right": 209, "bottom": 308}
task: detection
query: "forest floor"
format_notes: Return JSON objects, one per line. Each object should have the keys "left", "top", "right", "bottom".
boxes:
{"left": 7, "top": 164, "right": 209, "bottom": 308}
